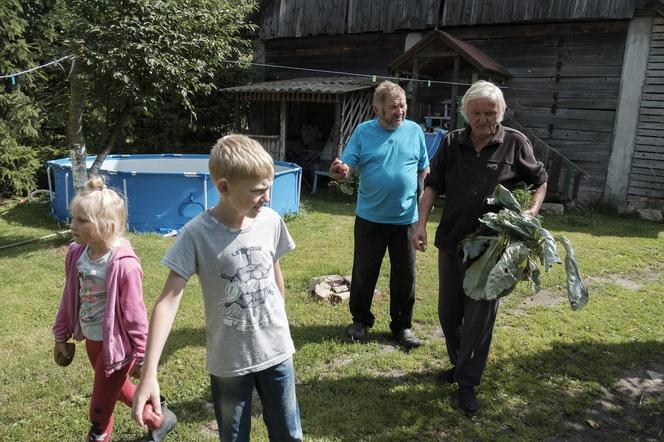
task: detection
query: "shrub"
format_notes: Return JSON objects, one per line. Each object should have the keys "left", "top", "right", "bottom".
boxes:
{"left": 0, "top": 126, "right": 40, "bottom": 198}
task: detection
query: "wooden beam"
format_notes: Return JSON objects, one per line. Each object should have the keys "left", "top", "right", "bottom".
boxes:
{"left": 411, "top": 58, "right": 420, "bottom": 121}
{"left": 451, "top": 55, "right": 460, "bottom": 129}
{"left": 333, "top": 101, "right": 342, "bottom": 158}
{"left": 234, "top": 96, "right": 241, "bottom": 133}
{"left": 279, "top": 99, "right": 287, "bottom": 161}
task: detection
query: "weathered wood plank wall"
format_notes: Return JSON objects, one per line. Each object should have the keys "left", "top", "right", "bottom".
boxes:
{"left": 450, "top": 22, "right": 628, "bottom": 199}
{"left": 264, "top": 32, "right": 406, "bottom": 78}
{"left": 257, "top": 0, "right": 636, "bottom": 38}
{"left": 441, "top": 0, "right": 635, "bottom": 26}
{"left": 629, "top": 16, "right": 664, "bottom": 202}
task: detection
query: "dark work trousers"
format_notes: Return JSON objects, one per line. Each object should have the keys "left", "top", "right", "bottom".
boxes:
{"left": 349, "top": 216, "right": 416, "bottom": 334}
{"left": 438, "top": 249, "right": 500, "bottom": 387}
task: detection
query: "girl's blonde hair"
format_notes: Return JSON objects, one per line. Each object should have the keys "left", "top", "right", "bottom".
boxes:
{"left": 69, "top": 176, "right": 126, "bottom": 247}
{"left": 209, "top": 134, "right": 274, "bottom": 183}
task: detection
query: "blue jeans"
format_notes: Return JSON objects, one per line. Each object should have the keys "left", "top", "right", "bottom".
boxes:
{"left": 210, "top": 357, "right": 303, "bottom": 442}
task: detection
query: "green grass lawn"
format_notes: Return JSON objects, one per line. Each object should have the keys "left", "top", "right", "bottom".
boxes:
{"left": 1, "top": 193, "right": 662, "bottom": 441}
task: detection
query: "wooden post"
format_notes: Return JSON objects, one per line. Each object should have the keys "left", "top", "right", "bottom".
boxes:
{"left": 333, "top": 100, "right": 342, "bottom": 158}
{"left": 411, "top": 57, "right": 420, "bottom": 122}
{"left": 279, "top": 98, "right": 287, "bottom": 161}
{"left": 451, "top": 56, "right": 460, "bottom": 129}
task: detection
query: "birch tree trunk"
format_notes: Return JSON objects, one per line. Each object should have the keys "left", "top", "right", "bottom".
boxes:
{"left": 68, "top": 43, "right": 87, "bottom": 193}
{"left": 89, "top": 102, "right": 132, "bottom": 176}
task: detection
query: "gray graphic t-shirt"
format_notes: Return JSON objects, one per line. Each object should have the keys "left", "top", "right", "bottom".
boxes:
{"left": 163, "top": 207, "right": 295, "bottom": 377}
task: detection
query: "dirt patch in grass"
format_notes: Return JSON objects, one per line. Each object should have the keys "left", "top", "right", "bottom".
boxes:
{"left": 511, "top": 289, "right": 565, "bottom": 315}
{"left": 548, "top": 363, "right": 664, "bottom": 441}
{"left": 586, "top": 270, "right": 663, "bottom": 292}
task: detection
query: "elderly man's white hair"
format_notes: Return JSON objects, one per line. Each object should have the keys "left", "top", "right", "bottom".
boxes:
{"left": 459, "top": 80, "right": 506, "bottom": 123}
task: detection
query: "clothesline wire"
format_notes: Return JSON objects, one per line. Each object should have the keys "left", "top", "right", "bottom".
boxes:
{"left": 2, "top": 54, "right": 604, "bottom": 96}
{"left": 0, "top": 55, "right": 73, "bottom": 79}
{"left": 220, "top": 60, "right": 563, "bottom": 93}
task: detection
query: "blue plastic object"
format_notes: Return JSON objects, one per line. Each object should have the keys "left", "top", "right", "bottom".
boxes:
{"left": 424, "top": 128, "right": 447, "bottom": 161}
{"left": 46, "top": 154, "right": 302, "bottom": 232}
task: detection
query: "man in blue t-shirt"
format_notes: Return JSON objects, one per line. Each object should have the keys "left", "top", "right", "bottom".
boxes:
{"left": 329, "top": 80, "right": 429, "bottom": 349}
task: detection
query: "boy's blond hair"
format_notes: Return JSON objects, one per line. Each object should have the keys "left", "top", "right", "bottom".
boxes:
{"left": 69, "top": 176, "right": 126, "bottom": 247}
{"left": 209, "top": 134, "right": 274, "bottom": 183}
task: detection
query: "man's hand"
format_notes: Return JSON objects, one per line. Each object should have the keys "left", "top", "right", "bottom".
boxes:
{"left": 329, "top": 158, "right": 350, "bottom": 182}
{"left": 522, "top": 208, "right": 538, "bottom": 218}
{"left": 411, "top": 225, "right": 428, "bottom": 252}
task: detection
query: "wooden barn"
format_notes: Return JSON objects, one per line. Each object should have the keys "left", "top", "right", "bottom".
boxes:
{"left": 225, "top": 0, "right": 664, "bottom": 211}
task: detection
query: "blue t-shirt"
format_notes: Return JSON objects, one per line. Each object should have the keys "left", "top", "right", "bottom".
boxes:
{"left": 341, "top": 118, "right": 429, "bottom": 225}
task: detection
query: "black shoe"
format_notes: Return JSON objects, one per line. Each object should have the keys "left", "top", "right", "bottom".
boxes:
{"left": 457, "top": 385, "right": 479, "bottom": 413}
{"left": 395, "top": 328, "right": 422, "bottom": 349}
{"left": 346, "top": 321, "right": 368, "bottom": 341}
{"left": 144, "top": 396, "right": 177, "bottom": 441}
{"left": 437, "top": 367, "right": 455, "bottom": 384}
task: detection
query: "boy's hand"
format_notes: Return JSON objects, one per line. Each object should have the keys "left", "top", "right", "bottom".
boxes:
{"left": 132, "top": 375, "right": 162, "bottom": 427}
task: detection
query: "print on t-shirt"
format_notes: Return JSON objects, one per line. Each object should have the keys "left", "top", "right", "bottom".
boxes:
{"left": 220, "top": 247, "right": 274, "bottom": 332}
{"left": 79, "top": 271, "right": 106, "bottom": 330}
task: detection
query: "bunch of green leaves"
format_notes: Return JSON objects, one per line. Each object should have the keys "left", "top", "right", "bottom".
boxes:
{"left": 461, "top": 185, "right": 588, "bottom": 310}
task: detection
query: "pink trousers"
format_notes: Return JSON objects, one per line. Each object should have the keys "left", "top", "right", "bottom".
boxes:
{"left": 85, "top": 340, "right": 157, "bottom": 438}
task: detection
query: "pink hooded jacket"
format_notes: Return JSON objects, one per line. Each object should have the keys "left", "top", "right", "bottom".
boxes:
{"left": 52, "top": 240, "right": 148, "bottom": 377}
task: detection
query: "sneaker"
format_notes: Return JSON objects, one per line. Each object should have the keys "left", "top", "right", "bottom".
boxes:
{"left": 437, "top": 366, "right": 455, "bottom": 384}
{"left": 144, "top": 397, "right": 177, "bottom": 442}
{"left": 457, "top": 385, "right": 479, "bottom": 413}
{"left": 395, "top": 328, "right": 422, "bottom": 349}
{"left": 345, "top": 321, "right": 368, "bottom": 341}
{"left": 87, "top": 424, "right": 110, "bottom": 442}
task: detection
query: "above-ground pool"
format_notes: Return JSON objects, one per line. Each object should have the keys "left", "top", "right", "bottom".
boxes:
{"left": 47, "top": 154, "right": 302, "bottom": 232}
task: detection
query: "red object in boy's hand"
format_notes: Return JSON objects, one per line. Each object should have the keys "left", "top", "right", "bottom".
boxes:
{"left": 143, "top": 402, "right": 163, "bottom": 429}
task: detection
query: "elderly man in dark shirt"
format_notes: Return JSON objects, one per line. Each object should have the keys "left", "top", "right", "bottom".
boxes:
{"left": 412, "top": 80, "right": 548, "bottom": 413}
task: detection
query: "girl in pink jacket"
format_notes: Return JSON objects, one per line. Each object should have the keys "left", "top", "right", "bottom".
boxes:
{"left": 52, "top": 176, "right": 175, "bottom": 442}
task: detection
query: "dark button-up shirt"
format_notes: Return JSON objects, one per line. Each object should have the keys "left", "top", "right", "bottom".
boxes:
{"left": 424, "top": 124, "right": 548, "bottom": 253}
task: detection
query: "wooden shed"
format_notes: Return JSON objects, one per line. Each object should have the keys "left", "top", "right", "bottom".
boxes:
{"left": 223, "top": 77, "right": 375, "bottom": 178}
{"left": 389, "top": 29, "right": 512, "bottom": 127}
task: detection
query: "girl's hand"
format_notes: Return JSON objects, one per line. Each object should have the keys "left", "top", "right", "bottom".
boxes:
{"left": 129, "top": 360, "right": 143, "bottom": 379}
{"left": 53, "top": 341, "right": 74, "bottom": 366}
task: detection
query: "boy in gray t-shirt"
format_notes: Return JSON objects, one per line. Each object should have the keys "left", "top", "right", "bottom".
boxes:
{"left": 133, "top": 135, "right": 303, "bottom": 441}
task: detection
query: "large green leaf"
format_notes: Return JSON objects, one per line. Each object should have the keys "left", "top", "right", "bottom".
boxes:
{"left": 527, "top": 257, "right": 541, "bottom": 292}
{"left": 540, "top": 227, "right": 560, "bottom": 271}
{"left": 461, "top": 236, "right": 491, "bottom": 262}
{"left": 463, "top": 236, "right": 506, "bottom": 300}
{"left": 487, "top": 184, "right": 521, "bottom": 212}
{"left": 558, "top": 235, "right": 589, "bottom": 310}
{"left": 483, "top": 241, "right": 530, "bottom": 300}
